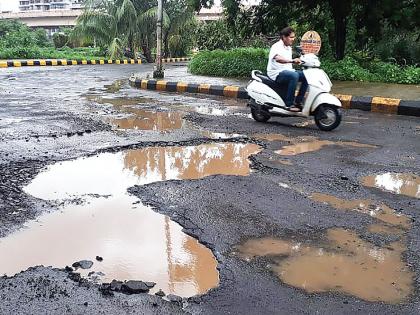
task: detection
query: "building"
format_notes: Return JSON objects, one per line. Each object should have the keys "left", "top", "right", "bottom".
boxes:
{"left": 19, "top": 0, "right": 83, "bottom": 12}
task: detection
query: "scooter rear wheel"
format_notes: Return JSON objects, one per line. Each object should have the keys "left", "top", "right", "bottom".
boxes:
{"left": 314, "top": 104, "right": 342, "bottom": 131}
{"left": 251, "top": 107, "right": 271, "bottom": 123}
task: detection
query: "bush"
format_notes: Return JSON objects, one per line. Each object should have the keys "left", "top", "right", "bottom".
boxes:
{"left": 194, "top": 20, "right": 238, "bottom": 51}
{"left": 52, "top": 32, "right": 69, "bottom": 48}
{"left": 189, "top": 48, "right": 268, "bottom": 77}
{"left": 189, "top": 49, "right": 420, "bottom": 84}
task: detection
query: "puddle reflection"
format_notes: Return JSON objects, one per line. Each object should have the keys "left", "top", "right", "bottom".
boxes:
{"left": 0, "top": 143, "right": 260, "bottom": 297}
{"left": 111, "top": 109, "right": 184, "bottom": 131}
{"left": 236, "top": 228, "right": 414, "bottom": 303}
{"left": 361, "top": 173, "right": 420, "bottom": 199}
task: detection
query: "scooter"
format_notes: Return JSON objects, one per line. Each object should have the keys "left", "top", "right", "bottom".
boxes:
{"left": 246, "top": 53, "right": 342, "bottom": 131}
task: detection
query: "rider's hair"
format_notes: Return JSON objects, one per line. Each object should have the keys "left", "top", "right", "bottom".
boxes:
{"left": 280, "top": 26, "right": 295, "bottom": 38}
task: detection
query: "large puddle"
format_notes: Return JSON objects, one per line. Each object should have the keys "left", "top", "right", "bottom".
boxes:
{"left": 361, "top": 173, "right": 420, "bottom": 199}
{"left": 235, "top": 189, "right": 414, "bottom": 303}
{"left": 236, "top": 228, "right": 413, "bottom": 303}
{"left": 0, "top": 143, "right": 261, "bottom": 297}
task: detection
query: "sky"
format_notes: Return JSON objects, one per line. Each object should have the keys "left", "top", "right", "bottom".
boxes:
{"left": 0, "top": 0, "right": 19, "bottom": 13}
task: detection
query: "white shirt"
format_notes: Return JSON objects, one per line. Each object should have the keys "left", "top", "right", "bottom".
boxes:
{"left": 267, "top": 40, "right": 293, "bottom": 80}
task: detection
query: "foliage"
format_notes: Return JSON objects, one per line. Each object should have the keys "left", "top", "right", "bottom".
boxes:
{"left": 52, "top": 32, "right": 69, "bottom": 48}
{"left": 189, "top": 48, "right": 267, "bottom": 77}
{"left": 0, "top": 46, "right": 104, "bottom": 60}
{"left": 189, "top": 49, "right": 420, "bottom": 84}
{"left": 220, "top": 0, "right": 419, "bottom": 63}
{"left": 74, "top": 0, "right": 197, "bottom": 61}
{"left": 194, "top": 20, "right": 238, "bottom": 51}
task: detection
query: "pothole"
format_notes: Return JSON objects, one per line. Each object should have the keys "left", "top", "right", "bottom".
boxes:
{"left": 235, "top": 228, "right": 414, "bottom": 303}
{"left": 310, "top": 193, "right": 411, "bottom": 228}
{"left": 110, "top": 109, "right": 184, "bottom": 131}
{"left": 0, "top": 143, "right": 261, "bottom": 297}
{"left": 275, "top": 139, "right": 377, "bottom": 156}
{"left": 86, "top": 95, "right": 155, "bottom": 106}
{"left": 361, "top": 173, "right": 420, "bottom": 199}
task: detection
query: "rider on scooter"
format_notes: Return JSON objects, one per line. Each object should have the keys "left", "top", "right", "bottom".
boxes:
{"left": 267, "top": 26, "right": 308, "bottom": 112}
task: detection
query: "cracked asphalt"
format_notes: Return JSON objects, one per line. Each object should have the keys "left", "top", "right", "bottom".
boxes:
{"left": 0, "top": 63, "right": 419, "bottom": 314}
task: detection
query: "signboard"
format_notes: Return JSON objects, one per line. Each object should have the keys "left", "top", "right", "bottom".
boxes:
{"left": 300, "top": 31, "right": 322, "bottom": 55}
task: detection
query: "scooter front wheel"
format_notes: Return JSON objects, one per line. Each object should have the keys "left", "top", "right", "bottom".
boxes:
{"left": 251, "top": 107, "right": 271, "bottom": 123}
{"left": 314, "top": 104, "right": 342, "bottom": 131}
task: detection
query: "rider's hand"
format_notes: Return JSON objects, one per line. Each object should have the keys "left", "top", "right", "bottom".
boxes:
{"left": 292, "top": 58, "right": 302, "bottom": 65}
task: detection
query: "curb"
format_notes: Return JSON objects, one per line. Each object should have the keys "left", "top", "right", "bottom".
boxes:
{"left": 0, "top": 57, "right": 191, "bottom": 68}
{"left": 129, "top": 78, "right": 420, "bottom": 117}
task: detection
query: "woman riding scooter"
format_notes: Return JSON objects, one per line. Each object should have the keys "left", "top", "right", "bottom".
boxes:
{"left": 267, "top": 26, "right": 308, "bottom": 112}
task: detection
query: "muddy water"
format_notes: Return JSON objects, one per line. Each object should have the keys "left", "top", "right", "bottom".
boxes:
{"left": 237, "top": 228, "right": 414, "bottom": 303}
{"left": 110, "top": 109, "right": 184, "bottom": 131}
{"left": 0, "top": 143, "right": 260, "bottom": 297}
{"left": 361, "top": 173, "right": 420, "bottom": 199}
{"left": 276, "top": 139, "right": 377, "bottom": 156}
{"left": 310, "top": 193, "right": 411, "bottom": 228}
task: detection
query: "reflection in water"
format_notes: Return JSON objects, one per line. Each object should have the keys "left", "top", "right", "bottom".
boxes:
{"left": 0, "top": 196, "right": 217, "bottom": 297}
{"left": 1, "top": 143, "right": 260, "bottom": 297}
{"left": 236, "top": 228, "right": 414, "bottom": 303}
{"left": 361, "top": 173, "right": 420, "bottom": 199}
{"left": 111, "top": 109, "right": 184, "bottom": 131}
{"left": 310, "top": 193, "right": 411, "bottom": 228}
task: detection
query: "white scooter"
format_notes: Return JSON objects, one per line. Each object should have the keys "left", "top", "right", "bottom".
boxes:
{"left": 246, "top": 53, "right": 342, "bottom": 131}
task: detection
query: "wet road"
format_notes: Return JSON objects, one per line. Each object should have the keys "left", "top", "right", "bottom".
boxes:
{"left": 0, "top": 64, "right": 419, "bottom": 314}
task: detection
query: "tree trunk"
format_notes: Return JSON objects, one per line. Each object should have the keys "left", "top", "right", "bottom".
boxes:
{"left": 154, "top": 0, "right": 164, "bottom": 78}
{"left": 334, "top": 14, "right": 346, "bottom": 60}
{"left": 141, "top": 43, "right": 153, "bottom": 63}
{"left": 329, "top": 1, "right": 352, "bottom": 60}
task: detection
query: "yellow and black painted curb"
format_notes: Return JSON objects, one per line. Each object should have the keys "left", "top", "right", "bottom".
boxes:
{"left": 129, "top": 77, "right": 248, "bottom": 99}
{"left": 129, "top": 78, "right": 420, "bottom": 117}
{"left": 0, "top": 57, "right": 190, "bottom": 68}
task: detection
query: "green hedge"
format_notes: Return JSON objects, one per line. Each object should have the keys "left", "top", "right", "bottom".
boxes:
{"left": 189, "top": 48, "right": 420, "bottom": 85}
{"left": 0, "top": 46, "right": 105, "bottom": 60}
{"left": 188, "top": 48, "right": 268, "bottom": 78}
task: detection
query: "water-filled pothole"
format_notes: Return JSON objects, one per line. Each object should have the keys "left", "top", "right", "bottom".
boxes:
{"left": 276, "top": 140, "right": 377, "bottom": 156}
{"left": 0, "top": 143, "right": 261, "bottom": 297}
{"left": 361, "top": 173, "right": 420, "bottom": 199}
{"left": 310, "top": 193, "right": 411, "bottom": 228}
{"left": 236, "top": 228, "right": 414, "bottom": 303}
{"left": 110, "top": 108, "right": 184, "bottom": 131}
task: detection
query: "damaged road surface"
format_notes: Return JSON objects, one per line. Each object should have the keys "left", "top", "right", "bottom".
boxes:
{"left": 1, "top": 64, "right": 419, "bottom": 314}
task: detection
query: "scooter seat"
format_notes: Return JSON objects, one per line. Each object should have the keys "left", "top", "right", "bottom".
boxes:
{"left": 255, "top": 73, "right": 288, "bottom": 101}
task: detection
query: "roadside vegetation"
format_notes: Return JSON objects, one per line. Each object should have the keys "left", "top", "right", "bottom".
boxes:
{"left": 189, "top": 48, "right": 420, "bottom": 84}
{"left": 0, "top": 20, "right": 105, "bottom": 60}
{"left": 189, "top": 0, "right": 419, "bottom": 84}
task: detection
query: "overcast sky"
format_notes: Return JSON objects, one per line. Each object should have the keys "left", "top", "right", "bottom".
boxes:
{"left": 0, "top": 0, "right": 19, "bottom": 12}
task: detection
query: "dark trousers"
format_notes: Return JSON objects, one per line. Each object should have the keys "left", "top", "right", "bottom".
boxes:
{"left": 275, "top": 70, "right": 308, "bottom": 107}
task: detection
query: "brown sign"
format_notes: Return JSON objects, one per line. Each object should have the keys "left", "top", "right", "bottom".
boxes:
{"left": 300, "top": 31, "right": 321, "bottom": 55}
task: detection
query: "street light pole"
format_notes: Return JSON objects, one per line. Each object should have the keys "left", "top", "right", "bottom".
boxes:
{"left": 153, "top": 0, "right": 164, "bottom": 78}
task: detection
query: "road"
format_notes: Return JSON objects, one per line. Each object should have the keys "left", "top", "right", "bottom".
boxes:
{"left": 0, "top": 64, "right": 419, "bottom": 314}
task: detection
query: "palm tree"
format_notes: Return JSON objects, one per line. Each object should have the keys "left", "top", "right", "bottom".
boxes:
{"left": 73, "top": 0, "right": 137, "bottom": 59}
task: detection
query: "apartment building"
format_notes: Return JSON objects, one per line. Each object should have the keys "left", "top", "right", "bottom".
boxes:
{"left": 19, "top": 0, "right": 83, "bottom": 12}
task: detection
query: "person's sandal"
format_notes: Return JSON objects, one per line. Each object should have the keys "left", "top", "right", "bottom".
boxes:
{"left": 288, "top": 105, "right": 301, "bottom": 112}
